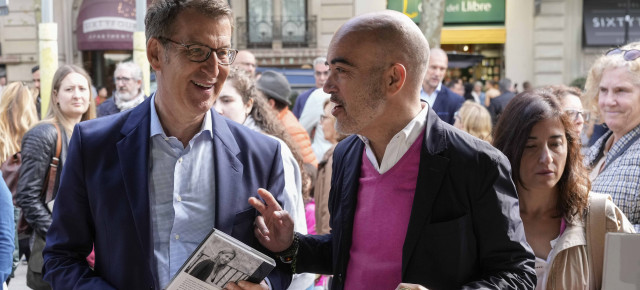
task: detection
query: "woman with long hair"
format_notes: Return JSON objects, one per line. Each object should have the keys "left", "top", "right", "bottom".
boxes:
{"left": 583, "top": 42, "right": 640, "bottom": 231}
{"left": 0, "top": 82, "right": 39, "bottom": 164}
{"left": 16, "top": 64, "right": 95, "bottom": 289}
{"left": 453, "top": 100, "right": 493, "bottom": 142}
{"left": 214, "top": 68, "right": 315, "bottom": 289}
{"left": 493, "top": 89, "right": 634, "bottom": 289}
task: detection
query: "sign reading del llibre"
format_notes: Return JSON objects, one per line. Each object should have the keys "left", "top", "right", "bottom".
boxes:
{"left": 386, "top": 0, "right": 505, "bottom": 25}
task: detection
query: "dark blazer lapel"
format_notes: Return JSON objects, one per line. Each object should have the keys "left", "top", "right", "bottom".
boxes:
{"left": 116, "top": 96, "right": 153, "bottom": 279}
{"left": 211, "top": 110, "right": 244, "bottom": 234}
{"left": 335, "top": 138, "right": 364, "bottom": 274}
{"left": 402, "top": 108, "right": 450, "bottom": 276}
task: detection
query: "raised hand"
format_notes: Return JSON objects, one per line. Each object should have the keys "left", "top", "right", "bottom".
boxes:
{"left": 248, "top": 188, "right": 295, "bottom": 253}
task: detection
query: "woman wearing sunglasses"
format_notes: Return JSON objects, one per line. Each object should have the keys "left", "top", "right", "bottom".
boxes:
{"left": 583, "top": 43, "right": 640, "bottom": 232}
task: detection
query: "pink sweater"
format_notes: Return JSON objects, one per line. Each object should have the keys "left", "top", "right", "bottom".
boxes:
{"left": 344, "top": 131, "right": 423, "bottom": 289}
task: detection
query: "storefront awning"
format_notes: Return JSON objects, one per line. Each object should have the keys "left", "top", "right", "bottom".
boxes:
{"left": 77, "top": 0, "right": 140, "bottom": 51}
{"left": 447, "top": 53, "right": 484, "bottom": 69}
{"left": 441, "top": 27, "right": 506, "bottom": 44}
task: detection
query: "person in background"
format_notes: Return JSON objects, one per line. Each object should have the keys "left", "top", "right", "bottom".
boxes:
{"left": 296, "top": 57, "right": 333, "bottom": 161}
{"left": 522, "top": 81, "right": 533, "bottom": 92}
{"left": 487, "top": 78, "right": 516, "bottom": 124}
{"left": 17, "top": 64, "right": 96, "bottom": 289}
{"left": 453, "top": 101, "right": 492, "bottom": 142}
{"left": 233, "top": 50, "right": 257, "bottom": 78}
{"left": 250, "top": 10, "right": 536, "bottom": 290}
{"left": 0, "top": 82, "right": 39, "bottom": 164}
{"left": 214, "top": 67, "right": 310, "bottom": 249}
{"left": 292, "top": 57, "right": 330, "bottom": 119}
{"left": 484, "top": 80, "right": 500, "bottom": 107}
{"left": 0, "top": 82, "right": 39, "bottom": 279}
{"left": 420, "top": 48, "right": 464, "bottom": 125}
{"left": 97, "top": 61, "right": 146, "bottom": 117}
{"left": 0, "top": 75, "right": 6, "bottom": 96}
{"left": 95, "top": 86, "right": 108, "bottom": 106}
{"left": 547, "top": 85, "right": 589, "bottom": 143}
{"left": 0, "top": 177, "right": 14, "bottom": 287}
{"left": 470, "top": 81, "right": 485, "bottom": 104}
{"left": 42, "top": 1, "right": 291, "bottom": 289}
{"left": 31, "top": 66, "right": 42, "bottom": 118}
{"left": 446, "top": 78, "right": 464, "bottom": 97}
{"left": 583, "top": 42, "right": 640, "bottom": 232}
{"left": 257, "top": 70, "right": 318, "bottom": 167}
{"left": 493, "top": 89, "right": 634, "bottom": 289}
{"left": 314, "top": 99, "right": 347, "bottom": 237}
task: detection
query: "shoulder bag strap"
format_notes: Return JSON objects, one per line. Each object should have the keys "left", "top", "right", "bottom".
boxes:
{"left": 586, "top": 193, "right": 609, "bottom": 289}
{"left": 42, "top": 123, "right": 62, "bottom": 206}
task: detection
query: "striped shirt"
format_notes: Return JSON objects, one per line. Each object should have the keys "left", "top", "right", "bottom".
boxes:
{"left": 148, "top": 96, "right": 216, "bottom": 287}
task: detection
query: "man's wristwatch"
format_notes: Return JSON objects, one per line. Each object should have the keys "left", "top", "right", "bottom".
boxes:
{"left": 275, "top": 232, "right": 299, "bottom": 264}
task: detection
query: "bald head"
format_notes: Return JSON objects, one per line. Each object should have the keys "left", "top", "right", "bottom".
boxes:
{"left": 233, "top": 50, "right": 257, "bottom": 77}
{"left": 331, "top": 10, "right": 430, "bottom": 89}
{"left": 423, "top": 48, "right": 449, "bottom": 94}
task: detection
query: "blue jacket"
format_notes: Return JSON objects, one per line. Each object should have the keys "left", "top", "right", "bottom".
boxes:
{"left": 96, "top": 97, "right": 120, "bottom": 117}
{"left": 43, "top": 96, "right": 291, "bottom": 289}
{"left": 0, "top": 177, "right": 14, "bottom": 283}
{"left": 432, "top": 86, "right": 464, "bottom": 125}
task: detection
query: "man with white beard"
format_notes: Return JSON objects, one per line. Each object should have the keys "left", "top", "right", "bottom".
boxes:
{"left": 97, "top": 62, "right": 147, "bottom": 117}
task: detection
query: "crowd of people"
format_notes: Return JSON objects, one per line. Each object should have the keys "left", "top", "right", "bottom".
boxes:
{"left": 0, "top": 1, "right": 637, "bottom": 290}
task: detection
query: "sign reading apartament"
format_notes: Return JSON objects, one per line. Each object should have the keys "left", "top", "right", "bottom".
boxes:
{"left": 76, "top": 0, "right": 137, "bottom": 50}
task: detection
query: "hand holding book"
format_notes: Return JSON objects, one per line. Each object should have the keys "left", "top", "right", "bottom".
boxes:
{"left": 249, "top": 188, "right": 296, "bottom": 253}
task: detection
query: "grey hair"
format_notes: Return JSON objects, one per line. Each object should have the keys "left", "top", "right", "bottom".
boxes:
{"left": 115, "top": 61, "right": 143, "bottom": 81}
{"left": 313, "top": 57, "right": 327, "bottom": 66}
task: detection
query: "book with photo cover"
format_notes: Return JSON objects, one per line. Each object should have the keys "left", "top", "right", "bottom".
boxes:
{"left": 165, "top": 228, "right": 276, "bottom": 290}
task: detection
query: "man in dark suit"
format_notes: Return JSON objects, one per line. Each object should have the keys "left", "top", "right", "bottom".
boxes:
{"left": 42, "top": 1, "right": 291, "bottom": 289}
{"left": 249, "top": 11, "right": 536, "bottom": 290}
{"left": 488, "top": 78, "right": 517, "bottom": 124}
{"left": 420, "top": 48, "right": 464, "bottom": 124}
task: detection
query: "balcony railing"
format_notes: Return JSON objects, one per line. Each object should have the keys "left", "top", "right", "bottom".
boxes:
{"left": 236, "top": 15, "right": 317, "bottom": 49}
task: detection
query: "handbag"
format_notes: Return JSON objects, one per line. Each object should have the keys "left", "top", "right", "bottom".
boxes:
{"left": 585, "top": 193, "right": 609, "bottom": 289}
{"left": 0, "top": 124, "right": 62, "bottom": 235}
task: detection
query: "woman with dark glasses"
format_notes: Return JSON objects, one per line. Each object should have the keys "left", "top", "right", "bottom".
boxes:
{"left": 583, "top": 43, "right": 640, "bottom": 232}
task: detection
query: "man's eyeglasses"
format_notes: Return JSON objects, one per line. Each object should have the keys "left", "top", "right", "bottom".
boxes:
{"left": 159, "top": 37, "right": 238, "bottom": 65}
{"left": 115, "top": 77, "right": 133, "bottom": 83}
{"left": 605, "top": 48, "right": 640, "bottom": 61}
{"left": 565, "top": 109, "right": 590, "bottom": 122}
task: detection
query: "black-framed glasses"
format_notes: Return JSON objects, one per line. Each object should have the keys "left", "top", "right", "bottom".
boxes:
{"left": 565, "top": 109, "right": 590, "bottom": 122}
{"left": 115, "top": 77, "right": 133, "bottom": 83}
{"left": 158, "top": 37, "right": 238, "bottom": 65}
{"left": 605, "top": 48, "right": 640, "bottom": 61}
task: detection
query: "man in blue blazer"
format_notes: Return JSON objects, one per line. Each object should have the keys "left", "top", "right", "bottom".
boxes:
{"left": 250, "top": 11, "right": 536, "bottom": 290}
{"left": 42, "top": 1, "right": 291, "bottom": 289}
{"left": 420, "top": 48, "right": 465, "bottom": 125}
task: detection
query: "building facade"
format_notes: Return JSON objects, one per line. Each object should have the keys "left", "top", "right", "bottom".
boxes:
{"left": 0, "top": 0, "right": 637, "bottom": 92}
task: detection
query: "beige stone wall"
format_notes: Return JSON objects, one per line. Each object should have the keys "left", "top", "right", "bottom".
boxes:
{"left": 0, "top": 0, "right": 39, "bottom": 83}
{"left": 504, "top": 0, "right": 534, "bottom": 88}
{"left": 0, "top": 0, "right": 77, "bottom": 84}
